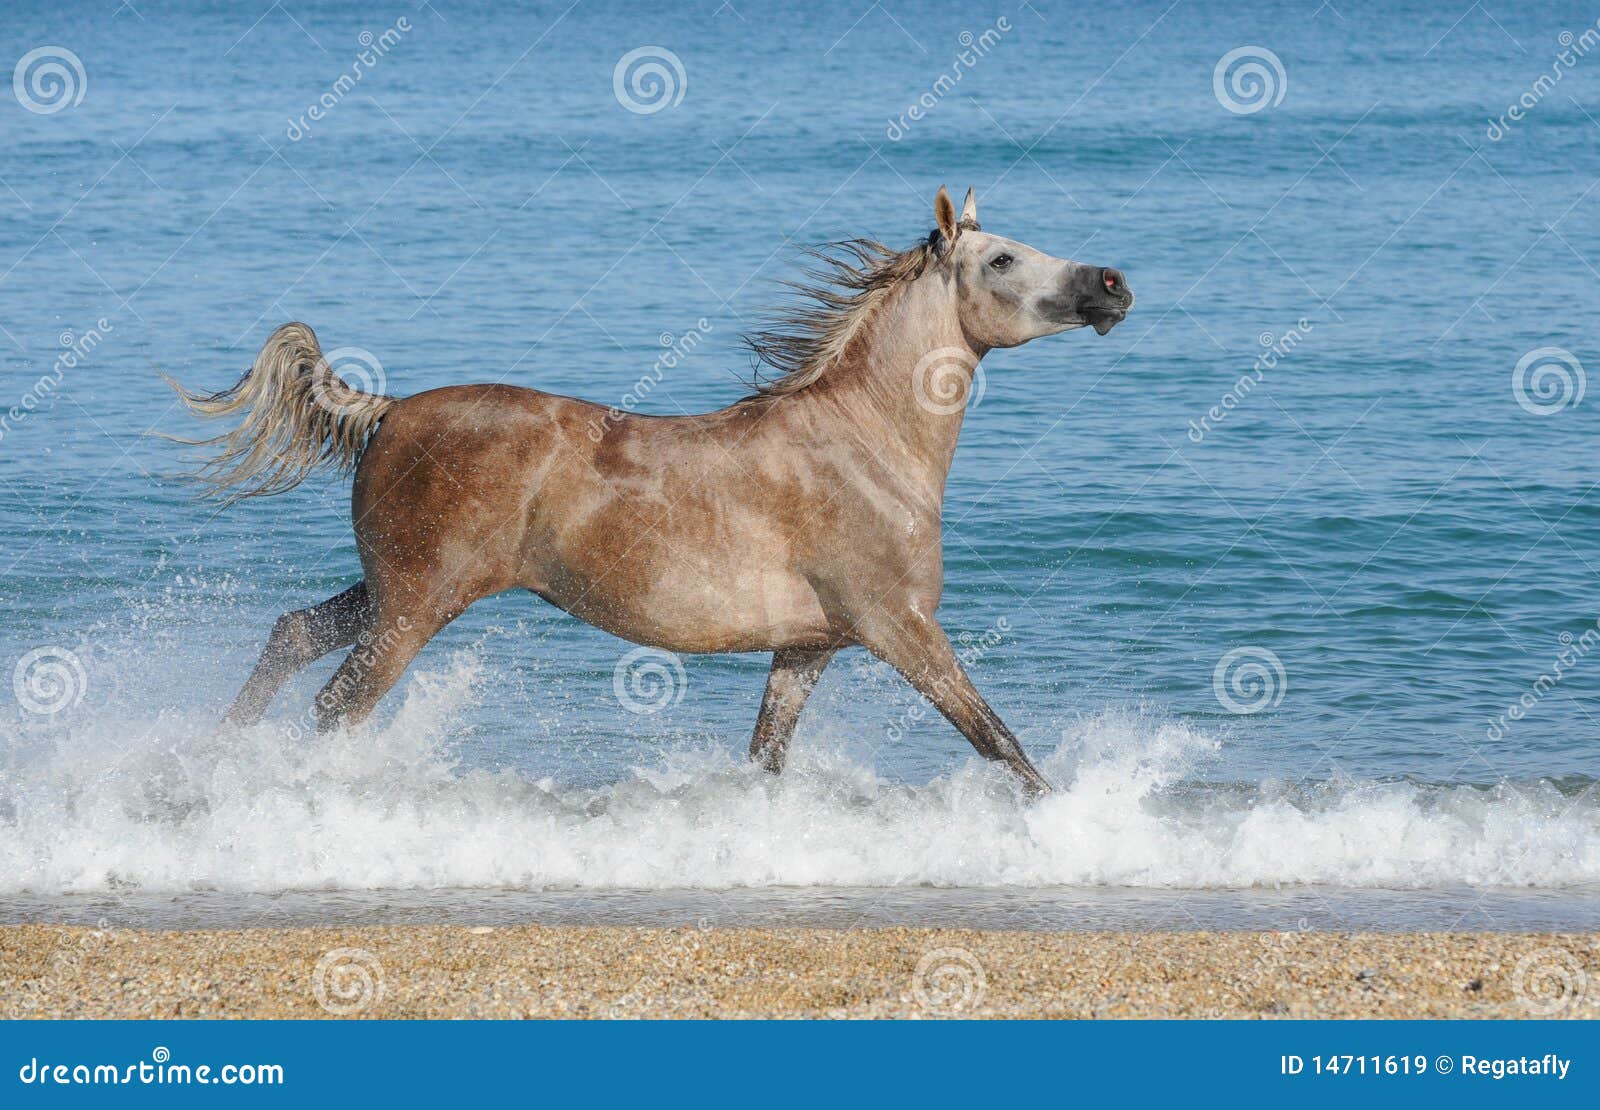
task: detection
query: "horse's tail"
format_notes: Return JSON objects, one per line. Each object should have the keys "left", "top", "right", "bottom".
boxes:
{"left": 164, "top": 322, "right": 395, "bottom": 504}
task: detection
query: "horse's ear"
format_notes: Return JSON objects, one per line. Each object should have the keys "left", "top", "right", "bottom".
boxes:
{"left": 960, "top": 187, "right": 979, "bottom": 230}
{"left": 934, "top": 185, "right": 959, "bottom": 248}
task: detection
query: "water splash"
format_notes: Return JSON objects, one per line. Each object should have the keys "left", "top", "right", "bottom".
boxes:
{"left": 1, "top": 655, "right": 1596, "bottom": 895}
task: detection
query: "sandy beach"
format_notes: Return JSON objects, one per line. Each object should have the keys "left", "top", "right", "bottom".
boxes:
{"left": 2, "top": 925, "right": 1595, "bottom": 1019}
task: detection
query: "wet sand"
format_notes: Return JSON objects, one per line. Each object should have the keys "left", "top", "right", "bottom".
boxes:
{"left": 2, "top": 925, "right": 1595, "bottom": 1019}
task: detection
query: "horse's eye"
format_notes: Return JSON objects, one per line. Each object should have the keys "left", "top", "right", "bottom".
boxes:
{"left": 990, "top": 254, "right": 1013, "bottom": 271}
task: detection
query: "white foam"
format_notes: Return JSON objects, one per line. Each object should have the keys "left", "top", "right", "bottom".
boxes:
{"left": 2, "top": 654, "right": 1597, "bottom": 894}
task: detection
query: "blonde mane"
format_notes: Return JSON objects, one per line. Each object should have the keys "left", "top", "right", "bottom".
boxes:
{"left": 743, "top": 233, "right": 941, "bottom": 396}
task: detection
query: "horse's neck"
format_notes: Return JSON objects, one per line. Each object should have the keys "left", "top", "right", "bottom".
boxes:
{"left": 809, "top": 274, "right": 981, "bottom": 487}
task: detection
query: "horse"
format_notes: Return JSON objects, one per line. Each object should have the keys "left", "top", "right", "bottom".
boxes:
{"left": 171, "top": 187, "right": 1133, "bottom": 796}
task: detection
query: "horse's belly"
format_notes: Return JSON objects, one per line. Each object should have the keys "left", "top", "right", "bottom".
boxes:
{"left": 516, "top": 432, "right": 838, "bottom": 652}
{"left": 531, "top": 562, "right": 833, "bottom": 654}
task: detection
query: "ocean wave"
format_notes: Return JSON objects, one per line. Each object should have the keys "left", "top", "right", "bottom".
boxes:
{"left": 1, "top": 655, "right": 1597, "bottom": 895}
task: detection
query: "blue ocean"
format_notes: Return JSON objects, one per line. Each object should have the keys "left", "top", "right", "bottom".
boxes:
{"left": 3, "top": 0, "right": 1599, "bottom": 930}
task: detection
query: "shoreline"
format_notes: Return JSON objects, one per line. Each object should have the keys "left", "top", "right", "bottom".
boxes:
{"left": 3, "top": 925, "right": 1596, "bottom": 1019}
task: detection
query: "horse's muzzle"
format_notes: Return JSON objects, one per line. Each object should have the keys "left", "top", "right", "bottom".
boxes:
{"left": 1082, "top": 267, "right": 1133, "bottom": 334}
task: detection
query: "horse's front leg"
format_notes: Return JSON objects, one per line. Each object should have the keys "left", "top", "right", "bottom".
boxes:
{"left": 860, "top": 612, "right": 1052, "bottom": 796}
{"left": 749, "top": 647, "right": 836, "bottom": 773}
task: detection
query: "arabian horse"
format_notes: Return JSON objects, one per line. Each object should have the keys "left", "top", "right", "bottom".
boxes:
{"left": 172, "top": 187, "right": 1133, "bottom": 795}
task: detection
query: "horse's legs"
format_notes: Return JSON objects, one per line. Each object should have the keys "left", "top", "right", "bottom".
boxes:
{"left": 749, "top": 647, "right": 836, "bottom": 773}
{"left": 860, "top": 614, "right": 1051, "bottom": 796}
{"left": 222, "top": 581, "right": 371, "bottom": 729}
{"left": 311, "top": 595, "right": 456, "bottom": 733}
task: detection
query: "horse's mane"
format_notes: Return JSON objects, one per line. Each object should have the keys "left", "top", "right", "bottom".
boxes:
{"left": 743, "top": 231, "right": 941, "bottom": 397}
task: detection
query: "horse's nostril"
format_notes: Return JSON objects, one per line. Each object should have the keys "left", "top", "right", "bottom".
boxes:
{"left": 1102, "top": 268, "right": 1124, "bottom": 292}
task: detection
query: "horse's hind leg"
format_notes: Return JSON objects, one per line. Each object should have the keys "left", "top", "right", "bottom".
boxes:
{"left": 312, "top": 600, "right": 453, "bottom": 733}
{"left": 222, "top": 581, "right": 371, "bottom": 729}
{"left": 749, "top": 648, "right": 836, "bottom": 773}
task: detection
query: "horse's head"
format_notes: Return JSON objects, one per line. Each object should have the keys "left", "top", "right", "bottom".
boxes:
{"left": 932, "top": 185, "right": 1133, "bottom": 349}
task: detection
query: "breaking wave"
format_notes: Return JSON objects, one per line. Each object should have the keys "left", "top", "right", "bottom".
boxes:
{"left": 2, "top": 654, "right": 1597, "bottom": 896}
